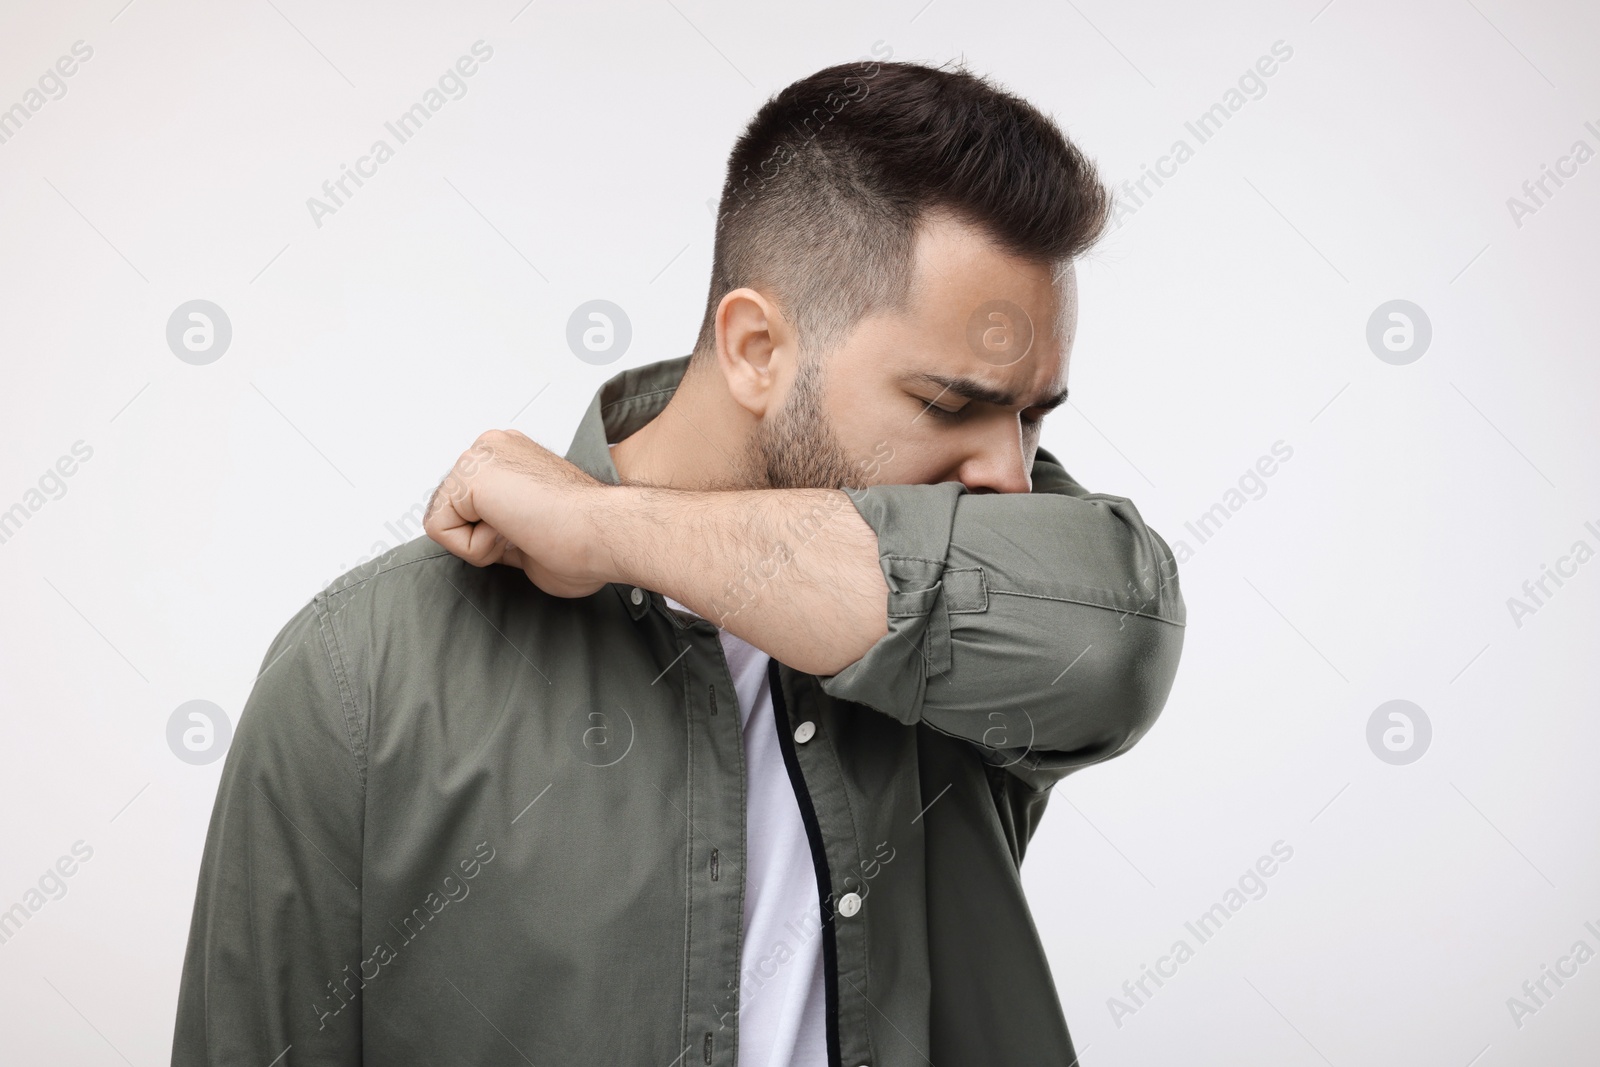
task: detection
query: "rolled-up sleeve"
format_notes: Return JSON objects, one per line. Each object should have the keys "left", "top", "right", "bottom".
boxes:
{"left": 817, "top": 447, "right": 1185, "bottom": 791}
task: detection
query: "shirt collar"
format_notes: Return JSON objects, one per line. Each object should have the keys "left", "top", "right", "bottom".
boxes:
{"left": 563, "top": 354, "right": 692, "bottom": 620}
{"left": 563, "top": 354, "right": 692, "bottom": 486}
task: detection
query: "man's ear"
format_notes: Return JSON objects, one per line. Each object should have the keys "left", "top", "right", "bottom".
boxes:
{"left": 715, "top": 287, "right": 794, "bottom": 419}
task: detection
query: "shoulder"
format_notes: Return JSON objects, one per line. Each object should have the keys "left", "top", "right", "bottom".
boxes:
{"left": 243, "top": 536, "right": 538, "bottom": 708}
{"left": 301, "top": 534, "right": 628, "bottom": 700}
{"left": 317, "top": 534, "right": 461, "bottom": 614}
{"left": 246, "top": 536, "right": 597, "bottom": 780}
{"left": 310, "top": 535, "right": 559, "bottom": 656}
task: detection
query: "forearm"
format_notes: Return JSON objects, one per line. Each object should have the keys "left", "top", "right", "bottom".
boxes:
{"left": 591, "top": 483, "right": 889, "bottom": 675}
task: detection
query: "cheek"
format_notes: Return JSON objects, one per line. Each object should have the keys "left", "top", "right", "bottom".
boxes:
{"left": 822, "top": 382, "right": 907, "bottom": 451}
{"left": 873, "top": 433, "right": 960, "bottom": 485}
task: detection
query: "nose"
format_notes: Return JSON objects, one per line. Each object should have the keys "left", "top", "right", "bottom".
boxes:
{"left": 955, "top": 424, "right": 1033, "bottom": 495}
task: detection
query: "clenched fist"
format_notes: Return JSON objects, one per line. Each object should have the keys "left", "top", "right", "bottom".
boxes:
{"left": 424, "top": 429, "right": 611, "bottom": 598}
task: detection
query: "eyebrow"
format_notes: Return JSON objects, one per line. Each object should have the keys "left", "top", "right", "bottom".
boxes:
{"left": 903, "top": 372, "right": 1071, "bottom": 411}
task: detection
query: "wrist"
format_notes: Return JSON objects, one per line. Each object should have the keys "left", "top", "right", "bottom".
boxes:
{"left": 585, "top": 482, "right": 652, "bottom": 589}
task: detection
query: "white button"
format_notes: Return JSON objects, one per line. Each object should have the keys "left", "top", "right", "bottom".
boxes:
{"left": 630, "top": 588, "right": 644, "bottom": 605}
{"left": 837, "top": 892, "right": 861, "bottom": 917}
{"left": 793, "top": 721, "right": 816, "bottom": 744}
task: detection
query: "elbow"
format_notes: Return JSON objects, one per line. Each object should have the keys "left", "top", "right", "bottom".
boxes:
{"left": 1109, "top": 616, "right": 1185, "bottom": 753}
{"left": 1100, "top": 607, "right": 1190, "bottom": 758}
{"left": 1030, "top": 611, "right": 1185, "bottom": 762}
{"left": 1099, "top": 522, "right": 1186, "bottom": 751}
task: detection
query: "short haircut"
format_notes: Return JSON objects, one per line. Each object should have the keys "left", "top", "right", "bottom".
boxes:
{"left": 692, "top": 59, "right": 1112, "bottom": 366}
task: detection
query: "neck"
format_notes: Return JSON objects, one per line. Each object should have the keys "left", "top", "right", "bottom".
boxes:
{"left": 609, "top": 361, "right": 759, "bottom": 491}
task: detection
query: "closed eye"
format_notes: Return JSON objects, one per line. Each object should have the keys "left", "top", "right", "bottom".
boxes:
{"left": 910, "top": 390, "right": 965, "bottom": 420}
{"left": 918, "top": 394, "right": 1048, "bottom": 427}
{"left": 901, "top": 372, "right": 1070, "bottom": 426}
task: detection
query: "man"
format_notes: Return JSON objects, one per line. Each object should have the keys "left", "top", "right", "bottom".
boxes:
{"left": 173, "top": 59, "right": 1184, "bottom": 1066}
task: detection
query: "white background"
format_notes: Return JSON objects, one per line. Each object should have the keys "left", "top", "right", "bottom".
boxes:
{"left": 1, "top": 0, "right": 1596, "bottom": 1064}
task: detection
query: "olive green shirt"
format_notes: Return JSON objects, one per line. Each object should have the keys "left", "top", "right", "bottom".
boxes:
{"left": 172, "top": 354, "right": 1186, "bottom": 1066}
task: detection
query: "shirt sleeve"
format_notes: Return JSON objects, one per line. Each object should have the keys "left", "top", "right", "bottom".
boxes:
{"left": 816, "top": 446, "right": 1186, "bottom": 792}
{"left": 171, "top": 593, "right": 365, "bottom": 1065}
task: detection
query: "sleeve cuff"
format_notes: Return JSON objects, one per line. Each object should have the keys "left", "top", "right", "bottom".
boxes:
{"left": 815, "top": 482, "right": 968, "bottom": 724}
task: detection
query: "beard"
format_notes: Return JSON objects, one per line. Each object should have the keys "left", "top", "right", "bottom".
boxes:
{"left": 744, "top": 353, "right": 864, "bottom": 491}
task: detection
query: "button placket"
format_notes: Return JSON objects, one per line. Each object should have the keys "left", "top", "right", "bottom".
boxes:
{"left": 766, "top": 661, "right": 874, "bottom": 1067}
{"left": 679, "top": 626, "right": 745, "bottom": 1063}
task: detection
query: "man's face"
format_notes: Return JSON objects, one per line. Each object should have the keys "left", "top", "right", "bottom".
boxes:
{"left": 747, "top": 212, "right": 1076, "bottom": 494}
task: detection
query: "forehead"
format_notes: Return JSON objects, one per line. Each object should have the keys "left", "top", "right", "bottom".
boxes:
{"left": 874, "top": 212, "right": 1077, "bottom": 401}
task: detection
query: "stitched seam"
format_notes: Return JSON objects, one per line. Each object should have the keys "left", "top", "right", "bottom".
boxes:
{"left": 323, "top": 547, "right": 456, "bottom": 601}
{"left": 680, "top": 640, "right": 694, "bottom": 1060}
{"left": 313, "top": 596, "right": 366, "bottom": 790}
{"left": 732, "top": 663, "right": 748, "bottom": 1064}
{"left": 812, "top": 677, "right": 872, "bottom": 1067}
{"left": 986, "top": 586, "right": 1186, "bottom": 626}
{"left": 601, "top": 385, "right": 678, "bottom": 413}
{"left": 887, "top": 599, "right": 937, "bottom": 619}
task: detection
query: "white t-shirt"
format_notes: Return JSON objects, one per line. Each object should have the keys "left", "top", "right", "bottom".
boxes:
{"left": 663, "top": 596, "right": 828, "bottom": 1067}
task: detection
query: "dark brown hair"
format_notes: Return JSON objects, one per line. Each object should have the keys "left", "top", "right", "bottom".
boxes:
{"left": 692, "top": 59, "right": 1112, "bottom": 364}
